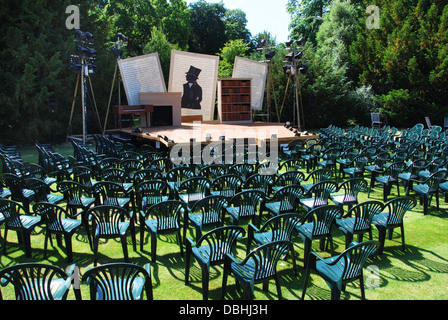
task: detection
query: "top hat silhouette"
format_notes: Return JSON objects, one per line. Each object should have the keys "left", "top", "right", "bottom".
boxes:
{"left": 186, "top": 66, "right": 202, "bottom": 79}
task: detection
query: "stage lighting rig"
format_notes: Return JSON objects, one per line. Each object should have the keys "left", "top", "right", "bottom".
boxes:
{"left": 68, "top": 29, "right": 97, "bottom": 145}
{"left": 110, "top": 32, "right": 128, "bottom": 58}
{"left": 281, "top": 38, "right": 308, "bottom": 131}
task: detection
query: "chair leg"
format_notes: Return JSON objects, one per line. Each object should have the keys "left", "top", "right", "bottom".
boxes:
{"left": 185, "top": 245, "right": 191, "bottom": 285}
{"left": 301, "top": 267, "right": 311, "bottom": 300}
{"left": 400, "top": 224, "right": 406, "bottom": 252}
{"left": 359, "top": 275, "right": 366, "bottom": 300}
{"left": 3, "top": 228, "right": 8, "bottom": 254}
{"left": 140, "top": 223, "right": 145, "bottom": 251}
{"left": 201, "top": 267, "right": 210, "bottom": 300}
{"left": 150, "top": 233, "right": 157, "bottom": 262}
{"left": 93, "top": 235, "right": 99, "bottom": 266}
{"left": 121, "top": 235, "right": 129, "bottom": 262}
{"left": 274, "top": 273, "right": 282, "bottom": 300}
{"left": 44, "top": 231, "right": 50, "bottom": 259}
{"left": 376, "top": 227, "right": 386, "bottom": 255}
{"left": 221, "top": 265, "right": 229, "bottom": 300}
{"left": 23, "top": 230, "right": 33, "bottom": 258}
{"left": 65, "top": 234, "right": 74, "bottom": 263}
{"left": 330, "top": 284, "right": 342, "bottom": 300}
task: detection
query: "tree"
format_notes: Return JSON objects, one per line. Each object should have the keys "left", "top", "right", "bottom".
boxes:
{"left": 350, "top": 0, "right": 448, "bottom": 127}
{"left": 143, "top": 27, "right": 181, "bottom": 86}
{"left": 188, "top": 0, "right": 227, "bottom": 55}
{"left": 224, "top": 9, "right": 251, "bottom": 43}
{"left": 217, "top": 39, "right": 250, "bottom": 78}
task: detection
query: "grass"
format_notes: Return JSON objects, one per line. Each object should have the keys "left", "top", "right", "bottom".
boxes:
{"left": 1, "top": 143, "right": 448, "bottom": 301}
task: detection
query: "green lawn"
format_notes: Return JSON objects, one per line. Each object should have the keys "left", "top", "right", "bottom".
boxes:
{"left": 1, "top": 143, "right": 448, "bottom": 301}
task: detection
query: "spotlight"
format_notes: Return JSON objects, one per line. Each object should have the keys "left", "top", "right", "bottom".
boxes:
{"left": 69, "top": 59, "right": 82, "bottom": 73}
{"left": 265, "top": 50, "right": 276, "bottom": 60}
{"left": 76, "top": 45, "right": 97, "bottom": 58}
{"left": 84, "top": 32, "right": 94, "bottom": 40}
{"left": 259, "top": 39, "right": 266, "bottom": 47}
{"left": 118, "top": 33, "right": 128, "bottom": 42}
{"left": 299, "top": 65, "right": 308, "bottom": 74}
{"left": 297, "top": 37, "right": 305, "bottom": 46}
{"left": 285, "top": 40, "right": 292, "bottom": 47}
{"left": 111, "top": 46, "right": 123, "bottom": 57}
{"left": 75, "top": 29, "right": 86, "bottom": 39}
{"left": 294, "top": 51, "right": 303, "bottom": 60}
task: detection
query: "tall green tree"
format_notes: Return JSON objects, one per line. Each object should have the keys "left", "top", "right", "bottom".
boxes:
{"left": 188, "top": 0, "right": 227, "bottom": 55}
{"left": 224, "top": 9, "right": 251, "bottom": 43}
{"left": 0, "top": 0, "right": 79, "bottom": 144}
{"left": 350, "top": 0, "right": 448, "bottom": 126}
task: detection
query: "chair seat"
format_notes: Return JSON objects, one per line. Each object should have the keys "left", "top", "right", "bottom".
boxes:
{"left": 104, "top": 197, "right": 130, "bottom": 208}
{"left": 47, "top": 194, "right": 65, "bottom": 204}
{"left": 210, "top": 190, "right": 235, "bottom": 198}
{"left": 179, "top": 193, "right": 205, "bottom": 204}
{"left": 376, "top": 176, "right": 394, "bottom": 185}
{"left": 43, "top": 177, "right": 58, "bottom": 186}
{"left": 189, "top": 212, "right": 221, "bottom": 227}
{"left": 315, "top": 256, "right": 346, "bottom": 284}
{"left": 336, "top": 218, "right": 370, "bottom": 233}
{"left": 397, "top": 172, "right": 412, "bottom": 181}
{"left": 69, "top": 197, "right": 96, "bottom": 208}
{"left": 330, "top": 194, "right": 357, "bottom": 205}
{"left": 439, "top": 182, "right": 448, "bottom": 193}
{"left": 8, "top": 215, "right": 41, "bottom": 230}
{"left": 0, "top": 188, "right": 11, "bottom": 199}
{"left": 48, "top": 218, "right": 82, "bottom": 233}
{"left": 413, "top": 184, "right": 430, "bottom": 195}
{"left": 371, "top": 212, "right": 389, "bottom": 228}
{"left": 145, "top": 218, "right": 179, "bottom": 233}
{"left": 22, "top": 188, "right": 36, "bottom": 200}
{"left": 265, "top": 201, "right": 294, "bottom": 215}
{"left": 364, "top": 165, "right": 381, "bottom": 173}
{"left": 300, "top": 198, "right": 326, "bottom": 209}
{"left": 226, "top": 206, "right": 256, "bottom": 220}
{"left": 297, "top": 221, "right": 328, "bottom": 240}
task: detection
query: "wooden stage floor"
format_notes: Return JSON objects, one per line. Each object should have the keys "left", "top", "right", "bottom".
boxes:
{"left": 117, "top": 122, "right": 318, "bottom": 148}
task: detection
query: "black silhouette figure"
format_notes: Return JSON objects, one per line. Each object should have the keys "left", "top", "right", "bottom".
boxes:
{"left": 182, "top": 66, "right": 203, "bottom": 110}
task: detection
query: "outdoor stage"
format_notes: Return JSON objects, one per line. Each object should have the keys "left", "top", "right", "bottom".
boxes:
{"left": 116, "top": 121, "right": 319, "bottom": 148}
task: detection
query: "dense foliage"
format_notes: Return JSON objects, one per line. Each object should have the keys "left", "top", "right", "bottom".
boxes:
{"left": 0, "top": 0, "right": 447, "bottom": 145}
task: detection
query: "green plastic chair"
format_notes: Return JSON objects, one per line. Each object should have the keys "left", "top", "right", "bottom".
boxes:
{"left": 185, "top": 226, "right": 245, "bottom": 300}
{"left": 0, "top": 199, "right": 41, "bottom": 257}
{"left": 226, "top": 190, "right": 265, "bottom": 227}
{"left": 81, "top": 263, "right": 153, "bottom": 300}
{"left": 300, "top": 180, "right": 338, "bottom": 212}
{"left": 143, "top": 200, "right": 187, "bottom": 262}
{"left": 296, "top": 205, "right": 344, "bottom": 268}
{"left": 87, "top": 205, "right": 134, "bottom": 266}
{"left": 302, "top": 240, "right": 379, "bottom": 300}
{"left": 412, "top": 169, "right": 447, "bottom": 215}
{"left": 0, "top": 263, "right": 80, "bottom": 300}
{"left": 33, "top": 202, "right": 82, "bottom": 263}
{"left": 188, "top": 195, "right": 228, "bottom": 239}
{"left": 265, "top": 184, "right": 305, "bottom": 216}
{"left": 372, "top": 196, "right": 417, "bottom": 254}
{"left": 136, "top": 180, "right": 174, "bottom": 250}
{"left": 336, "top": 200, "right": 384, "bottom": 248}
{"left": 222, "top": 240, "right": 293, "bottom": 300}
{"left": 330, "top": 178, "right": 367, "bottom": 210}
